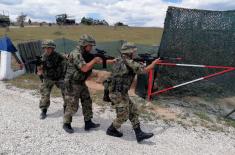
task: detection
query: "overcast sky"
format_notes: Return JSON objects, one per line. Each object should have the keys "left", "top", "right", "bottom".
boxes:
{"left": 0, "top": 0, "right": 234, "bottom": 27}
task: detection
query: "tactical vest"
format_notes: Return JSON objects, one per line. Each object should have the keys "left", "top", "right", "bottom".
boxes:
{"left": 66, "top": 48, "right": 93, "bottom": 84}
{"left": 110, "top": 58, "right": 136, "bottom": 94}
{"left": 42, "top": 52, "right": 65, "bottom": 81}
{"left": 71, "top": 68, "right": 92, "bottom": 83}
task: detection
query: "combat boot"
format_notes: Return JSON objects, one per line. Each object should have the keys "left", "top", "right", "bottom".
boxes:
{"left": 106, "top": 124, "right": 123, "bottom": 137}
{"left": 63, "top": 123, "right": 74, "bottom": 133}
{"left": 84, "top": 120, "right": 100, "bottom": 131}
{"left": 134, "top": 125, "right": 154, "bottom": 142}
{"left": 40, "top": 109, "right": 47, "bottom": 120}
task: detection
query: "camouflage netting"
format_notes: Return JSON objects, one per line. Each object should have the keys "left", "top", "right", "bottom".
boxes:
{"left": 156, "top": 6, "right": 235, "bottom": 97}
{"left": 54, "top": 38, "right": 77, "bottom": 54}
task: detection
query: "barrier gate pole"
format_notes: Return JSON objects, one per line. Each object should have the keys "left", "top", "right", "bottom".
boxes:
{"left": 147, "top": 69, "right": 154, "bottom": 101}
{"left": 147, "top": 62, "right": 235, "bottom": 100}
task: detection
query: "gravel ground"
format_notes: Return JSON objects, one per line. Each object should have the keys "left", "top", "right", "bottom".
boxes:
{"left": 0, "top": 81, "right": 235, "bottom": 155}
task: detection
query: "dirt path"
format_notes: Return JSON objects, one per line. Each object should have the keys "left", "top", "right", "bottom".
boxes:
{"left": 0, "top": 81, "right": 235, "bottom": 155}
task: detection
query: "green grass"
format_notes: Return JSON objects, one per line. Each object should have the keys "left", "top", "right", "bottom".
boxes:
{"left": 224, "top": 118, "right": 235, "bottom": 128}
{"left": 0, "top": 25, "right": 163, "bottom": 45}
{"left": 194, "top": 112, "right": 213, "bottom": 122}
{"left": 5, "top": 74, "right": 62, "bottom": 97}
{"left": 216, "top": 117, "right": 235, "bottom": 129}
{"left": 5, "top": 74, "right": 40, "bottom": 90}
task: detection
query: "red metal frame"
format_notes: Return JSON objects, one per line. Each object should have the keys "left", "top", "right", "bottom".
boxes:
{"left": 147, "top": 62, "right": 235, "bottom": 101}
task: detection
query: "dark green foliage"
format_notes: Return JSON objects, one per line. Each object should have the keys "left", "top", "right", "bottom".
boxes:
{"left": 81, "top": 17, "right": 109, "bottom": 26}
{"left": 157, "top": 6, "right": 235, "bottom": 97}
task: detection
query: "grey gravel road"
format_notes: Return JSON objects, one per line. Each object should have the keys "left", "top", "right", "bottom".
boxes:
{"left": 0, "top": 82, "right": 235, "bottom": 155}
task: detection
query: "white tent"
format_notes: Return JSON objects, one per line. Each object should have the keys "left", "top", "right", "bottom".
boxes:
{"left": 0, "top": 36, "right": 25, "bottom": 80}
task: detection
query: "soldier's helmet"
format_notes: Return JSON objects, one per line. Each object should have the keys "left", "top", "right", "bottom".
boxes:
{"left": 79, "top": 34, "right": 96, "bottom": 46}
{"left": 42, "top": 40, "right": 56, "bottom": 49}
{"left": 120, "top": 42, "right": 137, "bottom": 54}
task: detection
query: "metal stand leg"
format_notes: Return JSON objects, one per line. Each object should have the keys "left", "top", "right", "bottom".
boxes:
{"left": 225, "top": 109, "right": 235, "bottom": 118}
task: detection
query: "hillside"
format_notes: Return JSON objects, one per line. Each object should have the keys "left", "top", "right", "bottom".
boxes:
{"left": 0, "top": 25, "right": 163, "bottom": 45}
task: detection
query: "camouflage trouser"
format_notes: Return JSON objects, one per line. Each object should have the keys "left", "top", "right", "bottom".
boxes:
{"left": 109, "top": 92, "right": 140, "bottom": 129}
{"left": 39, "top": 79, "right": 65, "bottom": 110}
{"left": 63, "top": 83, "right": 93, "bottom": 123}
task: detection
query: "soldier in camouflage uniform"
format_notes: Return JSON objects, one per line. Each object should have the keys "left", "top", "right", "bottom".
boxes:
{"left": 63, "top": 34, "right": 116, "bottom": 133}
{"left": 106, "top": 42, "right": 161, "bottom": 142}
{"left": 37, "top": 40, "right": 66, "bottom": 119}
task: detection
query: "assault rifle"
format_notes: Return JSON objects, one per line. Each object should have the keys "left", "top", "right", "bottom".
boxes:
{"left": 25, "top": 56, "right": 45, "bottom": 82}
{"left": 134, "top": 53, "right": 182, "bottom": 65}
{"left": 92, "top": 48, "right": 115, "bottom": 68}
{"left": 83, "top": 48, "right": 115, "bottom": 68}
{"left": 133, "top": 53, "right": 182, "bottom": 99}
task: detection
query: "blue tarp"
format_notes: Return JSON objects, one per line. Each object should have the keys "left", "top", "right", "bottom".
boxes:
{"left": 0, "top": 36, "right": 17, "bottom": 53}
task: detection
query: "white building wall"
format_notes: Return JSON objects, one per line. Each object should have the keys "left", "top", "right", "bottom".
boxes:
{"left": 0, "top": 51, "right": 25, "bottom": 80}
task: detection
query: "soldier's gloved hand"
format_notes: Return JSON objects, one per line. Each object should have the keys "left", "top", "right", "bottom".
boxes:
{"left": 64, "top": 79, "right": 72, "bottom": 92}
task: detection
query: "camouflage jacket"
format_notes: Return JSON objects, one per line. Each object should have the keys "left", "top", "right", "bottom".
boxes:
{"left": 41, "top": 51, "right": 65, "bottom": 81}
{"left": 65, "top": 46, "right": 92, "bottom": 84}
{"left": 109, "top": 57, "right": 145, "bottom": 94}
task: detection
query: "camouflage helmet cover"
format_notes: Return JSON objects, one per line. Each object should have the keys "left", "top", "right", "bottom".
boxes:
{"left": 79, "top": 34, "right": 96, "bottom": 46}
{"left": 120, "top": 42, "right": 137, "bottom": 54}
{"left": 42, "top": 40, "right": 56, "bottom": 49}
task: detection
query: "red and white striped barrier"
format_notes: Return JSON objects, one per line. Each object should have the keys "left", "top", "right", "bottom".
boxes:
{"left": 147, "top": 62, "right": 235, "bottom": 101}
